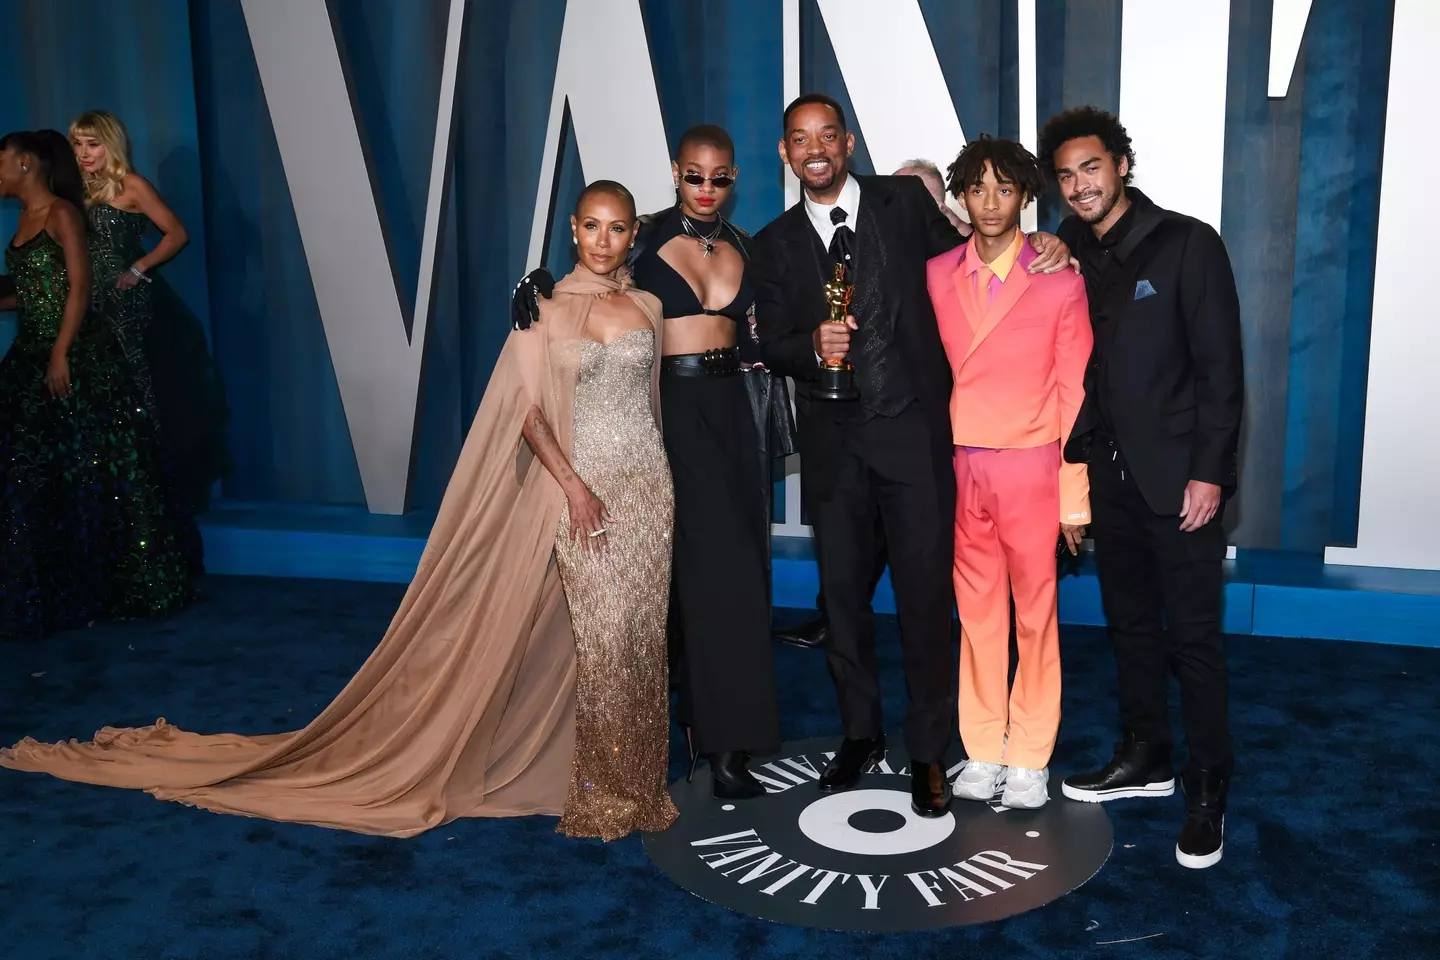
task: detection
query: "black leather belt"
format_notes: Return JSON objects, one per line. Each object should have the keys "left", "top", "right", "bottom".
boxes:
{"left": 661, "top": 347, "right": 741, "bottom": 377}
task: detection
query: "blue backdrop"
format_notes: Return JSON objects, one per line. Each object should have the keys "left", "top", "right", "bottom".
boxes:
{"left": 0, "top": 0, "right": 211, "bottom": 341}
{"left": 0, "top": 0, "right": 1393, "bottom": 551}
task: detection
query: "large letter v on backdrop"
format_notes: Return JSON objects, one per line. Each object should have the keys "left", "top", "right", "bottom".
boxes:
{"left": 241, "top": 0, "right": 468, "bottom": 514}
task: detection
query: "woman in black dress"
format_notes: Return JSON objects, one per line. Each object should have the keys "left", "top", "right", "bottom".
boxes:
{"left": 632, "top": 125, "right": 785, "bottom": 798}
{"left": 515, "top": 125, "right": 786, "bottom": 798}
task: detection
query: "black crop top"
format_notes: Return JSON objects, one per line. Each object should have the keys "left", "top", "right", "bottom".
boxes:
{"left": 630, "top": 206, "right": 755, "bottom": 323}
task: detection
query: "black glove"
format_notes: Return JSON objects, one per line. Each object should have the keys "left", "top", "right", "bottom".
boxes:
{"left": 511, "top": 268, "right": 556, "bottom": 330}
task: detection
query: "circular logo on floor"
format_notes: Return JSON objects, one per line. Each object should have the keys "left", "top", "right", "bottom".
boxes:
{"left": 644, "top": 737, "right": 1112, "bottom": 931}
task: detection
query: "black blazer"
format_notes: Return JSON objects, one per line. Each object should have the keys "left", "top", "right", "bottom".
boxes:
{"left": 751, "top": 174, "right": 962, "bottom": 420}
{"left": 1060, "top": 189, "right": 1244, "bottom": 516}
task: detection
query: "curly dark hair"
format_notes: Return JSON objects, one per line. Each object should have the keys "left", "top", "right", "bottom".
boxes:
{"left": 945, "top": 135, "right": 1046, "bottom": 202}
{"left": 1037, "top": 106, "right": 1136, "bottom": 184}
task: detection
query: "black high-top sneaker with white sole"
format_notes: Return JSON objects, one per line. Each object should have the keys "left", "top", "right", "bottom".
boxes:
{"left": 1061, "top": 732, "right": 1175, "bottom": 802}
{"left": 1176, "top": 768, "right": 1228, "bottom": 869}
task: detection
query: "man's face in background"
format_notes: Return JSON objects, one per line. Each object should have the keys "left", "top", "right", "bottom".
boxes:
{"left": 895, "top": 163, "right": 969, "bottom": 230}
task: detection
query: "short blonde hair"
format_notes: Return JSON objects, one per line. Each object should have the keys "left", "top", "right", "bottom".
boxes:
{"left": 69, "top": 110, "right": 133, "bottom": 207}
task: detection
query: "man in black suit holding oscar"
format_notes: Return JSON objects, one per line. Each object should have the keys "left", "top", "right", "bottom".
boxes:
{"left": 752, "top": 94, "right": 1071, "bottom": 815}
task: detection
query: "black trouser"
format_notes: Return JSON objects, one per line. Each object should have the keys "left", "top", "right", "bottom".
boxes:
{"left": 1089, "top": 440, "right": 1233, "bottom": 776}
{"left": 811, "top": 533, "right": 887, "bottom": 621}
{"left": 662, "top": 370, "right": 781, "bottom": 756}
{"left": 797, "top": 389, "right": 887, "bottom": 619}
{"left": 804, "top": 402, "right": 955, "bottom": 763}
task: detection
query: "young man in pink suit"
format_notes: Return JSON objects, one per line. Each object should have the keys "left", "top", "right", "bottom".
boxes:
{"left": 926, "top": 137, "right": 1093, "bottom": 809}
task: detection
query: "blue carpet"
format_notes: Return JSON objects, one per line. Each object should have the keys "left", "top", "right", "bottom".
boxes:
{"left": 1, "top": 576, "right": 1436, "bottom": 959}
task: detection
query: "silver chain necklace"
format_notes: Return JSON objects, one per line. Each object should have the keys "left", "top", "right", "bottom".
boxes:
{"left": 681, "top": 214, "right": 724, "bottom": 257}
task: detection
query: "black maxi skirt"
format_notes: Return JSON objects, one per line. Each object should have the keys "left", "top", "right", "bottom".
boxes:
{"left": 661, "top": 367, "right": 781, "bottom": 756}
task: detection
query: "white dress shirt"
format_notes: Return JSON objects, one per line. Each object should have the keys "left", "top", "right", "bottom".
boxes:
{"left": 803, "top": 172, "right": 862, "bottom": 251}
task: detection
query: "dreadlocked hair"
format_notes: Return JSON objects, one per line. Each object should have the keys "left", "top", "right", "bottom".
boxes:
{"left": 944, "top": 135, "right": 1046, "bottom": 203}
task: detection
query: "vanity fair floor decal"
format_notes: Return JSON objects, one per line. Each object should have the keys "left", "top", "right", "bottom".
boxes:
{"left": 644, "top": 738, "right": 1113, "bottom": 931}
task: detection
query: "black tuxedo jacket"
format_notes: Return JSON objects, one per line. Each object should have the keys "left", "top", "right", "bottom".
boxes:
{"left": 751, "top": 174, "right": 962, "bottom": 445}
{"left": 1060, "top": 189, "right": 1244, "bottom": 516}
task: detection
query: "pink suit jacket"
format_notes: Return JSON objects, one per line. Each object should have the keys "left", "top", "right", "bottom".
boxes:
{"left": 927, "top": 236, "right": 1094, "bottom": 523}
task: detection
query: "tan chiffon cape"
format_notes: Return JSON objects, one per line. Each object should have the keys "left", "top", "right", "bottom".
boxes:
{"left": 1, "top": 266, "right": 664, "bottom": 838}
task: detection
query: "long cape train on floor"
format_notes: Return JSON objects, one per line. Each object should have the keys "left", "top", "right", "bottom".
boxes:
{"left": 1, "top": 266, "right": 663, "bottom": 838}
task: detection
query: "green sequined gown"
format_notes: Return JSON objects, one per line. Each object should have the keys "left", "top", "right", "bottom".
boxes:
{"left": 88, "top": 205, "right": 158, "bottom": 411}
{"left": 87, "top": 203, "right": 228, "bottom": 528}
{"left": 0, "top": 228, "right": 194, "bottom": 638}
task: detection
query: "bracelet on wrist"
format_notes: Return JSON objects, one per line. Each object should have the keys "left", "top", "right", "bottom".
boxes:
{"left": 130, "top": 266, "right": 152, "bottom": 284}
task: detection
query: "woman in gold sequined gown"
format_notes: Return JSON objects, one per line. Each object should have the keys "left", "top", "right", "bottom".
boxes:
{"left": 2, "top": 181, "right": 677, "bottom": 841}
{"left": 528, "top": 182, "right": 677, "bottom": 839}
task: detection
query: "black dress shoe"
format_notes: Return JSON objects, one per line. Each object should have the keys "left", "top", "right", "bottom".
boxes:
{"left": 773, "top": 616, "right": 828, "bottom": 649}
{"left": 1176, "top": 768, "right": 1228, "bottom": 869}
{"left": 817, "top": 735, "right": 885, "bottom": 793}
{"left": 1061, "top": 732, "right": 1175, "bottom": 802}
{"left": 709, "top": 751, "right": 767, "bottom": 800}
{"left": 910, "top": 759, "right": 952, "bottom": 817}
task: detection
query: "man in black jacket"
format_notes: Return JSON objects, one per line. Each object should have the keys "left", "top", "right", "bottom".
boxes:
{"left": 1038, "top": 107, "right": 1243, "bottom": 869}
{"left": 752, "top": 94, "right": 1072, "bottom": 816}
{"left": 773, "top": 158, "right": 966, "bottom": 652}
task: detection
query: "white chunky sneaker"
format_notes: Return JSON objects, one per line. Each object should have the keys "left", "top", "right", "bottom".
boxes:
{"left": 953, "top": 760, "right": 1006, "bottom": 801}
{"left": 1001, "top": 766, "right": 1050, "bottom": 809}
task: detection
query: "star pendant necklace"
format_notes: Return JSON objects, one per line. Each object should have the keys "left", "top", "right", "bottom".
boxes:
{"left": 682, "top": 213, "right": 724, "bottom": 258}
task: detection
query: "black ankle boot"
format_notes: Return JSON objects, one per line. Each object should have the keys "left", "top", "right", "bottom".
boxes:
{"left": 1061, "top": 731, "right": 1175, "bottom": 802}
{"left": 709, "top": 751, "right": 766, "bottom": 800}
{"left": 1176, "top": 768, "right": 1228, "bottom": 869}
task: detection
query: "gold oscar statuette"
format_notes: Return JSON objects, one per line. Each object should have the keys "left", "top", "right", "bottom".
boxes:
{"left": 816, "top": 262, "right": 859, "bottom": 401}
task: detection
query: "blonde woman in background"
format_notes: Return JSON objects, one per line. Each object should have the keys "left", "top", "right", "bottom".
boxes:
{"left": 71, "top": 110, "right": 227, "bottom": 561}
{"left": 70, "top": 110, "right": 186, "bottom": 399}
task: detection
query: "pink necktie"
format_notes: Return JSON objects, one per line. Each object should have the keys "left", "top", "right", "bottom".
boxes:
{"left": 976, "top": 266, "right": 1002, "bottom": 308}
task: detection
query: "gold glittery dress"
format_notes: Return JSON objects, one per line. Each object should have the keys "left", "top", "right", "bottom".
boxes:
{"left": 0, "top": 266, "right": 669, "bottom": 841}
{"left": 553, "top": 328, "right": 679, "bottom": 840}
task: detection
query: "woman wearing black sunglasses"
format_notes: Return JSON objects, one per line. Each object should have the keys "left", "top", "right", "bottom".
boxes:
{"left": 631, "top": 124, "right": 786, "bottom": 800}
{"left": 514, "top": 125, "right": 786, "bottom": 800}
